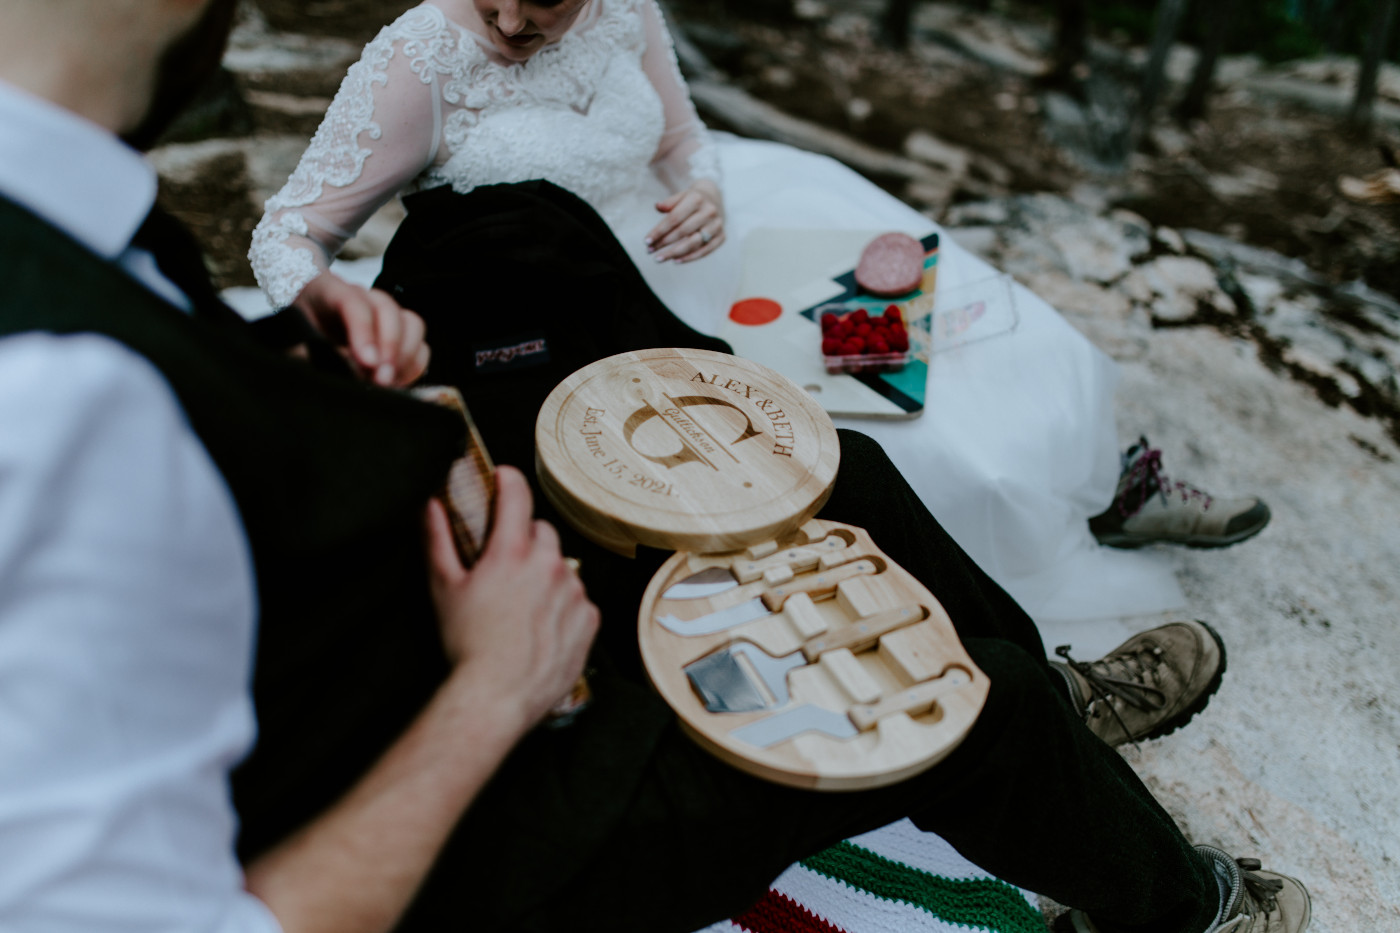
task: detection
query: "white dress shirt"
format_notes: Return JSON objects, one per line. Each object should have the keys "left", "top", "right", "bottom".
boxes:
{"left": 0, "top": 79, "right": 281, "bottom": 932}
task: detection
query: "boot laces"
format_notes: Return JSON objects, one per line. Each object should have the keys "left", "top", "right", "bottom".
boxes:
{"left": 1055, "top": 643, "right": 1170, "bottom": 747}
{"left": 1115, "top": 441, "right": 1215, "bottom": 519}
{"left": 1214, "top": 858, "right": 1286, "bottom": 932}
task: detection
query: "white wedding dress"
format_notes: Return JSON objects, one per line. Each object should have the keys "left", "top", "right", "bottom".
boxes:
{"left": 247, "top": 0, "right": 1183, "bottom": 626}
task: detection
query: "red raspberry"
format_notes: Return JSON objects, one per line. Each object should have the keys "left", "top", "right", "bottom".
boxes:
{"left": 884, "top": 304, "right": 902, "bottom": 321}
{"left": 842, "top": 337, "right": 865, "bottom": 355}
{"left": 822, "top": 337, "right": 842, "bottom": 355}
{"left": 821, "top": 312, "right": 838, "bottom": 332}
{"left": 855, "top": 322, "right": 873, "bottom": 337}
{"left": 850, "top": 308, "right": 869, "bottom": 325}
{"left": 889, "top": 331, "right": 909, "bottom": 352}
{"left": 871, "top": 338, "right": 891, "bottom": 354}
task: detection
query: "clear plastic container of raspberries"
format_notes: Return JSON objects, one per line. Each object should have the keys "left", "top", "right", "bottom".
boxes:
{"left": 819, "top": 303, "right": 911, "bottom": 374}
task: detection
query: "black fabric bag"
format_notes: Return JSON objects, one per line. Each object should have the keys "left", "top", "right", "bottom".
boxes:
{"left": 375, "top": 179, "right": 731, "bottom": 477}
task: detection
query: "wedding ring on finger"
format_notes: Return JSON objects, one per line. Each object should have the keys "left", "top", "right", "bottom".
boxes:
{"left": 699, "top": 228, "right": 712, "bottom": 245}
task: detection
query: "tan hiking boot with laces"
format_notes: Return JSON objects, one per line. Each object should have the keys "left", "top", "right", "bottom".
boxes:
{"left": 1199, "top": 846, "right": 1312, "bottom": 933}
{"left": 1089, "top": 437, "right": 1270, "bottom": 549}
{"left": 1054, "top": 846, "right": 1311, "bottom": 933}
{"left": 1050, "top": 619, "right": 1226, "bottom": 746}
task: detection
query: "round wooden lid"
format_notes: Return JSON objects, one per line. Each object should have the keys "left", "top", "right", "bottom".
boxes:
{"left": 535, "top": 348, "right": 840, "bottom": 555}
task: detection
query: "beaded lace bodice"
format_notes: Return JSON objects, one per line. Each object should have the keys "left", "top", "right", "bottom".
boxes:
{"left": 250, "top": 0, "right": 719, "bottom": 307}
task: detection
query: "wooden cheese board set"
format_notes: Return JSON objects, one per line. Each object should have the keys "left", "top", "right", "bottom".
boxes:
{"left": 535, "top": 348, "right": 988, "bottom": 790}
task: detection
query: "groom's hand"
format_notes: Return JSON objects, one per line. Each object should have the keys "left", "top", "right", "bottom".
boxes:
{"left": 424, "top": 466, "right": 599, "bottom": 733}
{"left": 293, "top": 270, "right": 431, "bottom": 387}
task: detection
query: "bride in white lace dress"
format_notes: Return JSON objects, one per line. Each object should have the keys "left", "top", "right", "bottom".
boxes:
{"left": 248, "top": 0, "right": 1188, "bottom": 624}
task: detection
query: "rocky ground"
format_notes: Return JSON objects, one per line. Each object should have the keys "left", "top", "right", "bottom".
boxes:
{"left": 156, "top": 1, "right": 1400, "bottom": 929}
{"left": 948, "top": 194, "right": 1400, "bottom": 929}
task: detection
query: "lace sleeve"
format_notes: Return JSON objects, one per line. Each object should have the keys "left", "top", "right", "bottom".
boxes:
{"left": 249, "top": 10, "right": 449, "bottom": 308}
{"left": 639, "top": 0, "right": 720, "bottom": 193}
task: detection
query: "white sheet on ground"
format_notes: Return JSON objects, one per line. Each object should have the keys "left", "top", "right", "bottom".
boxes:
{"left": 612, "top": 135, "right": 1184, "bottom": 624}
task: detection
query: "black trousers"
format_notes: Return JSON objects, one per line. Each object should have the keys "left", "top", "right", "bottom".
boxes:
{"left": 376, "top": 181, "right": 1217, "bottom": 933}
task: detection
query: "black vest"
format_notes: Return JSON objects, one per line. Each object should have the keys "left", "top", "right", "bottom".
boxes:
{"left": 1, "top": 190, "right": 694, "bottom": 924}
{"left": 0, "top": 196, "right": 466, "bottom": 858}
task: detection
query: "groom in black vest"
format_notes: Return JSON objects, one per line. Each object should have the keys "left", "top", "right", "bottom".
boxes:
{"left": 0, "top": 3, "right": 1309, "bottom": 933}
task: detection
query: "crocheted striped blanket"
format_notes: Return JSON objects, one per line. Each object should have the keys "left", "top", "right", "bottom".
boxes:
{"left": 694, "top": 819, "right": 1046, "bottom": 933}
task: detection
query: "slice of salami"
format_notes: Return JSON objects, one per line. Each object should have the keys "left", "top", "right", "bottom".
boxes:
{"left": 854, "top": 232, "right": 925, "bottom": 297}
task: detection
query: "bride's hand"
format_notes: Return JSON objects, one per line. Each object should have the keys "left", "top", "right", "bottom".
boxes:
{"left": 646, "top": 179, "right": 725, "bottom": 263}
{"left": 293, "top": 270, "right": 431, "bottom": 387}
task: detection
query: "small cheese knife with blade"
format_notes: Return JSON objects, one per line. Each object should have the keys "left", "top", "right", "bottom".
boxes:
{"left": 685, "top": 605, "right": 924, "bottom": 712}
{"left": 657, "top": 559, "right": 878, "bottom": 637}
{"left": 729, "top": 667, "right": 973, "bottom": 748}
{"left": 662, "top": 535, "right": 853, "bottom": 600}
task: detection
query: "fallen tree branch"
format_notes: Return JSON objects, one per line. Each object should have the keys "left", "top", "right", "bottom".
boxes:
{"left": 1184, "top": 228, "right": 1400, "bottom": 324}
{"left": 662, "top": 2, "right": 726, "bottom": 84}
{"left": 660, "top": 2, "right": 952, "bottom": 191}
{"left": 687, "top": 78, "right": 951, "bottom": 189}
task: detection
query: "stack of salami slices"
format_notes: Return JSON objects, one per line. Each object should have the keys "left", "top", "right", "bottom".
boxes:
{"left": 854, "top": 233, "right": 926, "bottom": 298}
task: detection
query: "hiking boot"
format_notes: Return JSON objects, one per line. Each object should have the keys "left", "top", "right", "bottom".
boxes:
{"left": 1052, "top": 846, "right": 1311, "bottom": 933}
{"left": 1198, "top": 845, "right": 1312, "bottom": 933}
{"left": 1089, "top": 437, "right": 1270, "bottom": 549}
{"left": 1050, "top": 620, "right": 1226, "bottom": 746}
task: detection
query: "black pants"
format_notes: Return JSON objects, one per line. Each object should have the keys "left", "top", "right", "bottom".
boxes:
{"left": 376, "top": 181, "right": 1217, "bottom": 933}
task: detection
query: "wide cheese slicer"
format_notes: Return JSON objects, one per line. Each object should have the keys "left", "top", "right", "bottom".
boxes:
{"left": 684, "top": 605, "right": 925, "bottom": 712}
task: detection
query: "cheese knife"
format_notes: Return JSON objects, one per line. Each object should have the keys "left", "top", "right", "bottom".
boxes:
{"left": 656, "top": 559, "right": 878, "bottom": 637}
{"left": 729, "top": 667, "right": 973, "bottom": 748}
{"left": 661, "top": 535, "right": 853, "bottom": 600}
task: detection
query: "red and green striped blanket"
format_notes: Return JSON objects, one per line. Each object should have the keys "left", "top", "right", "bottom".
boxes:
{"left": 696, "top": 819, "right": 1046, "bottom": 933}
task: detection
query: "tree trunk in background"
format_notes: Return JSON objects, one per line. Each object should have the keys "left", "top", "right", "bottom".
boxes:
{"left": 1351, "top": 0, "right": 1399, "bottom": 129}
{"left": 1176, "top": 0, "right": 1240, "bottom": 123}
{"left": 880, "top": 0, "right": 916, "bottom": 50}
{"left": 1044, "top": 0, "right": 1090, "bottom": 88}
{"left": 1139, "top": 0, "right": 1190, "bottom": 123}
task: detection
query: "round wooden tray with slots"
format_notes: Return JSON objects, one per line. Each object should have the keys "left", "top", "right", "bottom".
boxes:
{"left": 535, "top": 349, "right": 988, "bottom": 790}
{"left": 637, "top": 519, "right": 988, "bottom": 790}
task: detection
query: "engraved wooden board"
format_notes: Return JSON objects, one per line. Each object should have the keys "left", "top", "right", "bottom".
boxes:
{"left": 638, "top": 519, "right": 989, "bottom": 791}
{"left": 534, "top": 348, "right": 841, "bottom": 556}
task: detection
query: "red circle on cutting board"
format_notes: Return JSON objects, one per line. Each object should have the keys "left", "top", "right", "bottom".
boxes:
{"left": 728, "top": 298, "right": 782, "bottom": 326}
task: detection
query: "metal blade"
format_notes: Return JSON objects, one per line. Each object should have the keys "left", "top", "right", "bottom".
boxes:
{"left": 729, "top": 703, "right": 858, "bottom": 748}
{"left": 685, "top": 648, "right": 768, "bottom": 712}
{"left": 662, "top": 566, "right": 739, "bottom": 600}
{"left": 663, "top": 536, "right": 857, "bottom": 600}
{"left": 657, "top": 597, "right": 768, "bottom": 636}
{"left": 732, "top": 643, "right": 803, "bottom": 706}
{"left": 684, "top": 642, "right": 804, "bottom": 712}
